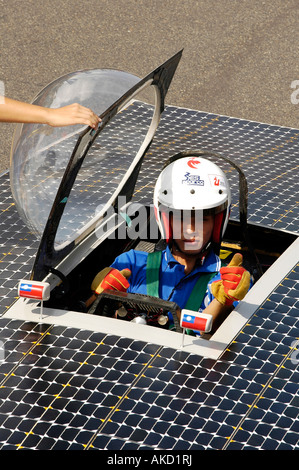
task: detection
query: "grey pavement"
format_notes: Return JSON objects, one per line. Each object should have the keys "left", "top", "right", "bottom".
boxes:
{"left": 0, "top": 0, "right": 298, "bottom": 172}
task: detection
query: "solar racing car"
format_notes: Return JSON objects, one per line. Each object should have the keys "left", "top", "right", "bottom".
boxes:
{"left": 0, "top": 51, "right": 298, "bottom": 450}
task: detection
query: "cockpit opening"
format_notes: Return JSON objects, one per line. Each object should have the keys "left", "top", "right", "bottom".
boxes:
{"left": 41, "top": 207, "right": 297, "bottom": 339}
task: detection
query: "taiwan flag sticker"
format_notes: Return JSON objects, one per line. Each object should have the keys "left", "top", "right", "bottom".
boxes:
{"left": 18, "top": 280, "right": 50, "bottom": 301}
{"left": 180, "top": 309, "right": 212, "bottom": 333}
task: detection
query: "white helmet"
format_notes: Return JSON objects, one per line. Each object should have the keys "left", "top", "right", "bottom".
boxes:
{"left": 153, "top": 153, "right": 231, "bottom": 251}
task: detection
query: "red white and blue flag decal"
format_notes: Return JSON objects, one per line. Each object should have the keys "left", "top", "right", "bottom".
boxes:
{"left": 180, "top": 309, "right": 212, "bottom": 333}
{"left": 18, "top": 280, "right": 50, "bottom": 301}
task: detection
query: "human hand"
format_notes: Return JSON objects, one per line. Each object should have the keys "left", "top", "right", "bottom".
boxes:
{"left": 45, "top": 103, "right": 100, "bottom": 128}
{"left": 211, "top": 253, "right": 250, "bottom": 306}
{"left": 91, "top": 267, "right": 131, "bottom": 295}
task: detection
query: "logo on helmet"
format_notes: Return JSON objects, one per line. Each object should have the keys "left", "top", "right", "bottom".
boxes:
{"left": 187, "top": 158, "right": 201, "bottom": 169}
{"left": 182, "top": 172, "right": 204, "bottom": 186}
{"left": 209, "top": 174, "right": 226, "bottom": 188}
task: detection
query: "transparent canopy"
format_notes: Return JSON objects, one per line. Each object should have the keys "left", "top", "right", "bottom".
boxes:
{"left": 9, "top": 51, "right": 182, "bottom": 281}
{"left": 10, "top": 69, "right": 156, "bottom": 248}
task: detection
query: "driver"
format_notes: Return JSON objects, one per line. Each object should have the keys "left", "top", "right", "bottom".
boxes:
{"left": 89, "top": 154, "right": 251, "bottom": 335}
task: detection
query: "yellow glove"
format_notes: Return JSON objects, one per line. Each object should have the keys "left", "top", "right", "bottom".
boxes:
{"left": 91, "top": 267, "right": 131, "bottom": 294}
{"left": 86, "top": 267, "right": 131, "bottom": 307}
{"left": 211, "top": 253, "right": 250, "bottom": 306}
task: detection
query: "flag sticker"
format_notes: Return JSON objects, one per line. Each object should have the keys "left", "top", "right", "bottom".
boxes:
{"left": 180, "top": 310, "right": 212, "bottom": 333}
{"left": 18, "top": 280, "right": 50, "bottom": 301}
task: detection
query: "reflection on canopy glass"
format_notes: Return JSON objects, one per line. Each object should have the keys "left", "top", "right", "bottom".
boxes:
{"left": 54, "top": 91, "right": 155, "bottom": 248}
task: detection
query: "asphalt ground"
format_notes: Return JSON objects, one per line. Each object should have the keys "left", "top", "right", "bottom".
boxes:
{"left": 0, "top": 0, "right": 298, "bottom": 172}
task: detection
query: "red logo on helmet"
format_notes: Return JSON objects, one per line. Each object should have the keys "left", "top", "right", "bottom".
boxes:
{"left": 187, "top": 158, "right": 201, "bottom": 169}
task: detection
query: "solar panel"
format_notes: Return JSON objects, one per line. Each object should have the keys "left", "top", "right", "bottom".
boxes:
{"left": 0, "top": 105, "right": 298, "bottom": 449}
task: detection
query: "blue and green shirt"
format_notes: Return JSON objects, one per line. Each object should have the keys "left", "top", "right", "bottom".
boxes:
{"left": 111, "top": 246, "right": 222, "bottom": 311}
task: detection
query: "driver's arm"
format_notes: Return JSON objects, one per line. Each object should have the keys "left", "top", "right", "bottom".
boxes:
{"left": 201, "top": 298, "right": 233, "bottom": 334}
{"left": 206, "top": 253, "right": 251, "bottom": 334}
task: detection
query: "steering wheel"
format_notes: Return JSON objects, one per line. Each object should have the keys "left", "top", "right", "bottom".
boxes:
{"left": 88, "top": 289, "right": 182, "bottom": 333}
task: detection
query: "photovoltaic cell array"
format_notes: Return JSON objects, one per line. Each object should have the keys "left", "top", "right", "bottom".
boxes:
{"left": 0, "top": 105, "right": 298, "bottom": 449}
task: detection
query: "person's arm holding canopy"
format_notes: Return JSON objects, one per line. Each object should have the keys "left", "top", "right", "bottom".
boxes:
{"left": 0, "top": 97, "right": 100, "bottom": 128}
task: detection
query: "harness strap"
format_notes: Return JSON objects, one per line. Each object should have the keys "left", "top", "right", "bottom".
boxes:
{"left": 146, "top": 251, "right": 216, "bottom": 310}
{"left": 146, "top": 250, "right": 161, "bottom": 298}
{"left": 184, "top": 271, "right": 217, "bottom": 310}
